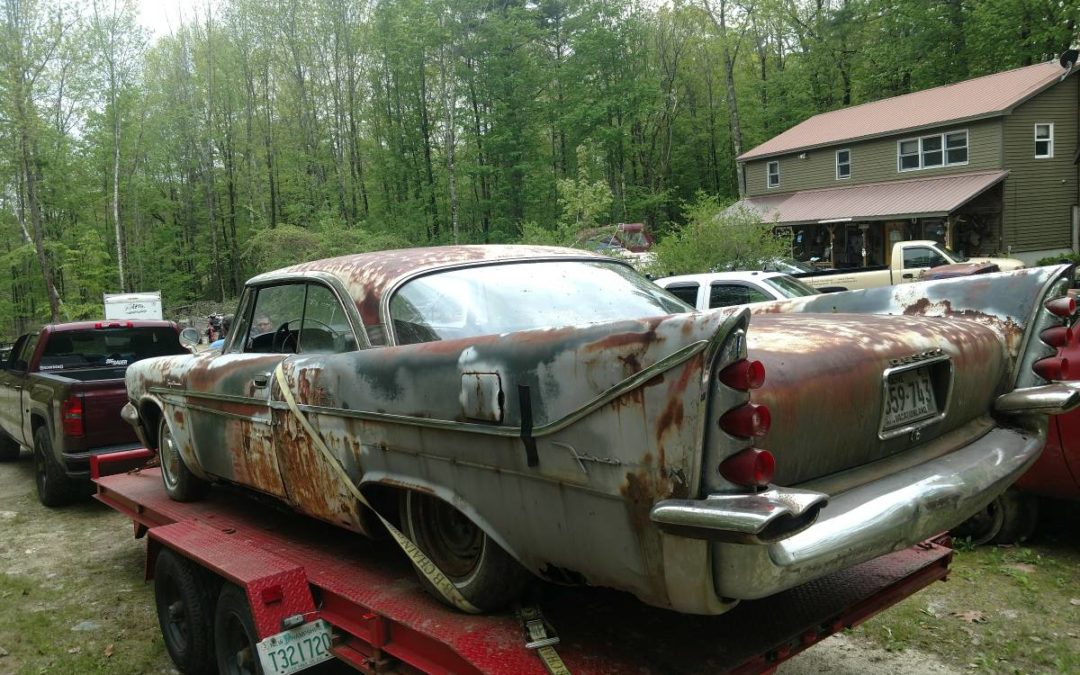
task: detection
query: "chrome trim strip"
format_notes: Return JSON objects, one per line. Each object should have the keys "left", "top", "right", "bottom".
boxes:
{"left": 1012, "top": 268, "right": 1071, "bottom": 388}
{"left": 148, "top": 387, "right": 267, "bottom": 407}
{"left": 995, "top": 382, "right": 1080, "bottom": 415}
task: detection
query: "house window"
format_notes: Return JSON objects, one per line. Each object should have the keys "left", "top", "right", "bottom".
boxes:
{"left": 898, "top": 130, "right": 968, "bottom": 171}
{"left": 836, "top": 149, "right": 851, "bottom": 179}
{"left": 767, "top": 161, "right": 779, "bottom": 188}
{"left": 1035, "top": 123, "right": 1054, "bottom": 158}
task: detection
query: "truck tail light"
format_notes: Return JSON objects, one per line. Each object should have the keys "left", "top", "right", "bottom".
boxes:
{"left": 1041, "top": 326, "right": 1073, "bottom": 348}
{"left": 719, "top": 403, "right": 771, "bottom": 438}
{"left": 94, "top": 321, "right": 133, "bottom": 329}
{"left": 1033, "top": 356, "right": 1071, "bottom": 381}
{"left": 719, "top": 447, "right": 775, "bottom": 487}
{"left": 61, "top": 396, "right": 85, "bottom": 437}
{"left": 719, "top": 359, "right": 765, "bottom": 390}
{"left": 1045, "top": 297, "right": 1076, "bottom": 318}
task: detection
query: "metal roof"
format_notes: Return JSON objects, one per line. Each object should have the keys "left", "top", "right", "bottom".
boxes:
{"left": 731, "top": 170, "right": 1008, "bottom": 226}
{"left": 739, "top": 62, "right": 1070, "bottom": 161}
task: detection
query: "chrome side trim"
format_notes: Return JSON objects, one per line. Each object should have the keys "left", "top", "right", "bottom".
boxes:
{"left": 995, "top": 382, "right": 1080, "bottom": 415}
{"left": 650, "top": 488, "right": 828, "bottom": 544}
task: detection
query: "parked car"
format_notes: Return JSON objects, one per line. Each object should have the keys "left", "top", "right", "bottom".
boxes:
{"left": 793, "top": 240, "right": 1024, "bottom": 291}
{"left": 122, "top": 247, "right": 1079, "bottom": 614}
{"left": 0, "top": 320, "right": 197, "bottom": 505}
{"left": 655, "top": 271, "right": 819, "bottom": 309}
{"left": 579, "top": 222, "right": 655, "bottom": 253}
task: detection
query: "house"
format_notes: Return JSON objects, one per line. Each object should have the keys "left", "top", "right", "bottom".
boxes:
{"left": 734, "top": 60, "right": 1079, "bottom": 268}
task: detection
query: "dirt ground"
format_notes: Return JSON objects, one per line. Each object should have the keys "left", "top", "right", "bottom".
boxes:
{"left": 1, "top": 450, "right": 1076, "bottom": 674}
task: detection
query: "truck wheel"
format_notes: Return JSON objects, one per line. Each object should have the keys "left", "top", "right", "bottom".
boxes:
{"left": 33, "top": 427, "right": 75, "bottom": 507}
{"left": 215, "top": 584, "right": 259, "bottom": 675}
{"left": 0, "top": 432, "right": 19, "bottom": 461}
{"left": 400, "top": 490, "right": 531, "bottom": 612}
{"left": 158, "top": 416, "right": 209, "bottom": 502}
{"left": 154, "top": 549, "right": 216, "bottom": 675}
{"left": 990, "top": 489, "right": 1039, "bottom": 545}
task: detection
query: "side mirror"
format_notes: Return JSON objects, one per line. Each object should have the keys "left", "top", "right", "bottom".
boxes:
{"left": 179, "top": 327, "right": 201, "bottom": 351}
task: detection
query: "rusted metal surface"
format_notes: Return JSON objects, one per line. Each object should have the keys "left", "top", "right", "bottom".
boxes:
{"left": 123, "top": 248, "right": 1075, "bottom": 614}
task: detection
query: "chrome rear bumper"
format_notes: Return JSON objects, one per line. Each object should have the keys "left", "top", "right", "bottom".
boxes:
{"left": 708, "top": 425, "right": 1043, "bottom": 600}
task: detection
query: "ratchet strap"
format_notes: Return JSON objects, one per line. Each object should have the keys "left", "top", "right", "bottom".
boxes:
{"left": 273, "top": 363, "right": 480, "bottom": 614}
{"left": 274, "top": 363, "right": 574, "bottom": 673}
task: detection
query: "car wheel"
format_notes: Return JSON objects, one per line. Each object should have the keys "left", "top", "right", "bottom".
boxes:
{"left": 989, "top": 488, "right": 1039, "bottom": 545}
{"left": 154, "top": 549, "right": 217, "bottom": 675}
{"left": 952, "top": 495, "right": 1005, "bottom": 546}
{"left": 33, "top": 427, "right": 75, "bottom": 507}
{"left": 0, "top": 432, "right": 20, "bottom": 461}
{"left": 400, "top": 490, "right": 531, "bottom": 612}
{"left": 214, "top": 584, "right": 259, "bottom": 675}
{"left": 158, "top": 416, "right": 209, "bottom": 502}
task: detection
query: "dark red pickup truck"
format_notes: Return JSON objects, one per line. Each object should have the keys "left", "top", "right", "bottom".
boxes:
{"left": 0, "top": 320, "right": 194, "bottom": 505}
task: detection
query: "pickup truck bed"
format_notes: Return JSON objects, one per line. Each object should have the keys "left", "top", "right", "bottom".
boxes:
{"left": 94, "top": 460, "right": 954, "bottom": 674}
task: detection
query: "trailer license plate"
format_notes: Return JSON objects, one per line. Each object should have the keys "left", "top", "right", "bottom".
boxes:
{"left": 883, "top": 368, "right": 937, "bottom": 431}
{"left": 256, "top": 619, "right": 333, "bottom": 675}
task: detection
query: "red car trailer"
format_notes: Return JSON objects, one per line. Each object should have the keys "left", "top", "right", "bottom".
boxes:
{"left": 93, "top": 452, "right": 953, "bottom": 675}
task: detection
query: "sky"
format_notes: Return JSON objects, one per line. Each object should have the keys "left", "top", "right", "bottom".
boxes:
{"left": 136, "top": 0, "right": 212, "bottom": 38}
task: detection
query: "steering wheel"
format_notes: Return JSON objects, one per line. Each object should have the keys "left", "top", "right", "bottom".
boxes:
{"left": 272, "top": 319, "right": 301, "bottom": 353}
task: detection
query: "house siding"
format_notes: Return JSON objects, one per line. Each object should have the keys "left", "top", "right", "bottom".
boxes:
{"left": 1001, "top": 76, "right": 1079, "bottom": 253}
{"left": 742, "top": 118, "right": 1003, "bottom": 198}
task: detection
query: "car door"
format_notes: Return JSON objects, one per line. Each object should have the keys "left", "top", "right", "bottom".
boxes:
{"left": 181, "top": 283, "right": 310, "bottom": 498}
{"left": 271, "top": 281, "right": 367, "bottom": 526}
{"left": 0, "top": 335, "right": 30, "bottom": 444}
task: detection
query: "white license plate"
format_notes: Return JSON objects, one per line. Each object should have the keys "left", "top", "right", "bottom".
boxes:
{"left": 883, "top": 368, "right": 937, "bottom": 430}
{"left": 256, "top": 619, "right": 334, "bottom": 675}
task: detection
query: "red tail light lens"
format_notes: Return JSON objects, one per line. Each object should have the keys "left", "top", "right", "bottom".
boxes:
{"left": 61, "top": 396, "right": 85, "bottom": 437}
{"left": 719, "top": 359, "right": 765, "bottom": 390}
{"left": 719, "top": 447, "right": 775, "bottom": 487}
{"left": 1045, "top": 297, "right": 1076, "bottom": 318}
{"left": 1033, "top": 356, "right": 1071, "bottom": 381}
{"left": 719, "top": 403, "right": 771, "bottom": 438}
{"left": 1041, "top": 326, "right": 1073, "bottom": 348}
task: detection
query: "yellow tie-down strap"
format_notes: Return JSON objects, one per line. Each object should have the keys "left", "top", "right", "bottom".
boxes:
{"left": 273, "top": 363, "right": 480, "bottom": 613}
{"left": 273, "top": 363, "right": 573, "bottom": 673}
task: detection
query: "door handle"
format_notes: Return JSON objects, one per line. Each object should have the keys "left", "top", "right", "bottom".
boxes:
{"left": 902, "top": 273, "right": 914, "bottom": 279}
{"left": 252, "top": 374, "right": 269, "bottom": 388}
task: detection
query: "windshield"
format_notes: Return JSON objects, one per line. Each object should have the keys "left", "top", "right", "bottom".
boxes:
{"left": 766, "top": 258, "right": 815, "bottom": 274}
{"left": 38, "top": 327, "right": 183, "bottom": 370}
{"left": 940, "top": 246, "right": 964, "bottom": 262}
{"left": 390, "top": 261, "right": 690, "bottom": 345}
{"left": 762, "top": 275, "right": 820, "bottom": 298}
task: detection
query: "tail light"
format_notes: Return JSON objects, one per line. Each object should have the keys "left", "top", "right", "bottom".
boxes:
{"left": 719, "top": 447, "right": 775, "bottom": 487}
{"left": 94, "top": 321, "right": 133, "bottom": 329}
{"left": 719, "top": 403, "right": 771, "bottom": 438}
{"left": 1041, "top": 326, "right": 1073, "bottom": 348}
{"left": 61, "top": 396, "right": 85, "bottom": 437}
{"left": 1033, "top": 356, "right": 1071, "bottom": 381}
{"left": 1045, "top": 297, "right": 1076, "bottom": 318}
{"left": 719, "top": 359, "right": 765, "bottom": 390}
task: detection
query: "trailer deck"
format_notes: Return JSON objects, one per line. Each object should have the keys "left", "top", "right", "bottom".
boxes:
{"left": 95, "top": 465, "right": 953, "bottom": 675}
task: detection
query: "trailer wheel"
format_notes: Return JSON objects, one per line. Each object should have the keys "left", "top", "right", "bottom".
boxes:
{"left": 215, "top": 584, "right": 260, "bottom": 675}
{"left": 0, "top": 432, "right": 19, "bottom": 461}
{"left": 33, "top": 427, "right": 75, "bottom": 507}
{"left": 401, "top": 490, "right": 530, "bottom": 612}
{"left": 154, "top": 549, "right": 216, "bottom": 675}
{"left": 158, "top": 416, "right": 209, "bottom": 502}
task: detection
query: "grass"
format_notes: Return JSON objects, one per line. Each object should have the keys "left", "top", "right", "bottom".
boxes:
{"left": 854, "top": 501, "right": 1080, "bottom": 673}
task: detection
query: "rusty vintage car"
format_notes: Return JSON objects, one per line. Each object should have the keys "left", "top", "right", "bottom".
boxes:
{"left": 122, "top": 247, "right": 1080, "bottom": 614}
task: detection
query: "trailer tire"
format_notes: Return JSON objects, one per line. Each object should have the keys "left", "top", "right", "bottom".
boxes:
{"left": 154, "top": 549, "right": 217, "bottom": 675}
{"left": 215, "top": 584, "right": 260, "bottom": 675}
{"left": 0, "top": 432, "right": 19, "bottom": 461}
{"left": 33, "top": 427, "right": 75, "bottom": 507}
{"left": 401, "top": 490, "right": 530, "bottom": 612}
{"left": 158, "top": 416, "right": 209, "bottom": 502}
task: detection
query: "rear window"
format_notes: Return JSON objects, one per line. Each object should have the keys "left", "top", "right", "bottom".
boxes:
{"left": 38, "top": 328, "right": 182, "bottom": 370}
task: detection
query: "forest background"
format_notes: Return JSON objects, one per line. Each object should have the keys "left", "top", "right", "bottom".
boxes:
{"left": 0, "top": 0, "right": 1076, "bottom": 336}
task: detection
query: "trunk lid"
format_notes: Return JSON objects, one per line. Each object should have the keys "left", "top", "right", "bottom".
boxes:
{"left": 746, "top": 313, "right": 1009, "bottom": 485}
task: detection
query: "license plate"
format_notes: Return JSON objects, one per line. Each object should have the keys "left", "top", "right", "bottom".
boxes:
{"left": 256, "top": 619, "right": 334, "bottom": 675}
{"left": 883, "top": 367, "right": 937, "bottom": 430}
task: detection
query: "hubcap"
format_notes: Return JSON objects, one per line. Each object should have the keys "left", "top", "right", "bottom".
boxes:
{"left": 160, "top": 424, "right": 181, "bottom": 490}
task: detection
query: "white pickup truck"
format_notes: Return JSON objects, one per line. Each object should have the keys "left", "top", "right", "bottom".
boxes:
{"left": 795, "top": 240, "right": 1024, "bottom": 291}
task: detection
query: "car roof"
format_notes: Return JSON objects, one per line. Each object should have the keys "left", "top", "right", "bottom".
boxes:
{"left": 249, "top": 245, "right": 609, "bottom": 326}
{"left": 654, "top": 271, "right": 790, "bottom": 286}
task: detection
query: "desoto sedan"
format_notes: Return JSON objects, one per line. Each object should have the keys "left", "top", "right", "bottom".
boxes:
{"left": 123, "top": 246, "right": 1080, "bottom": 614}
